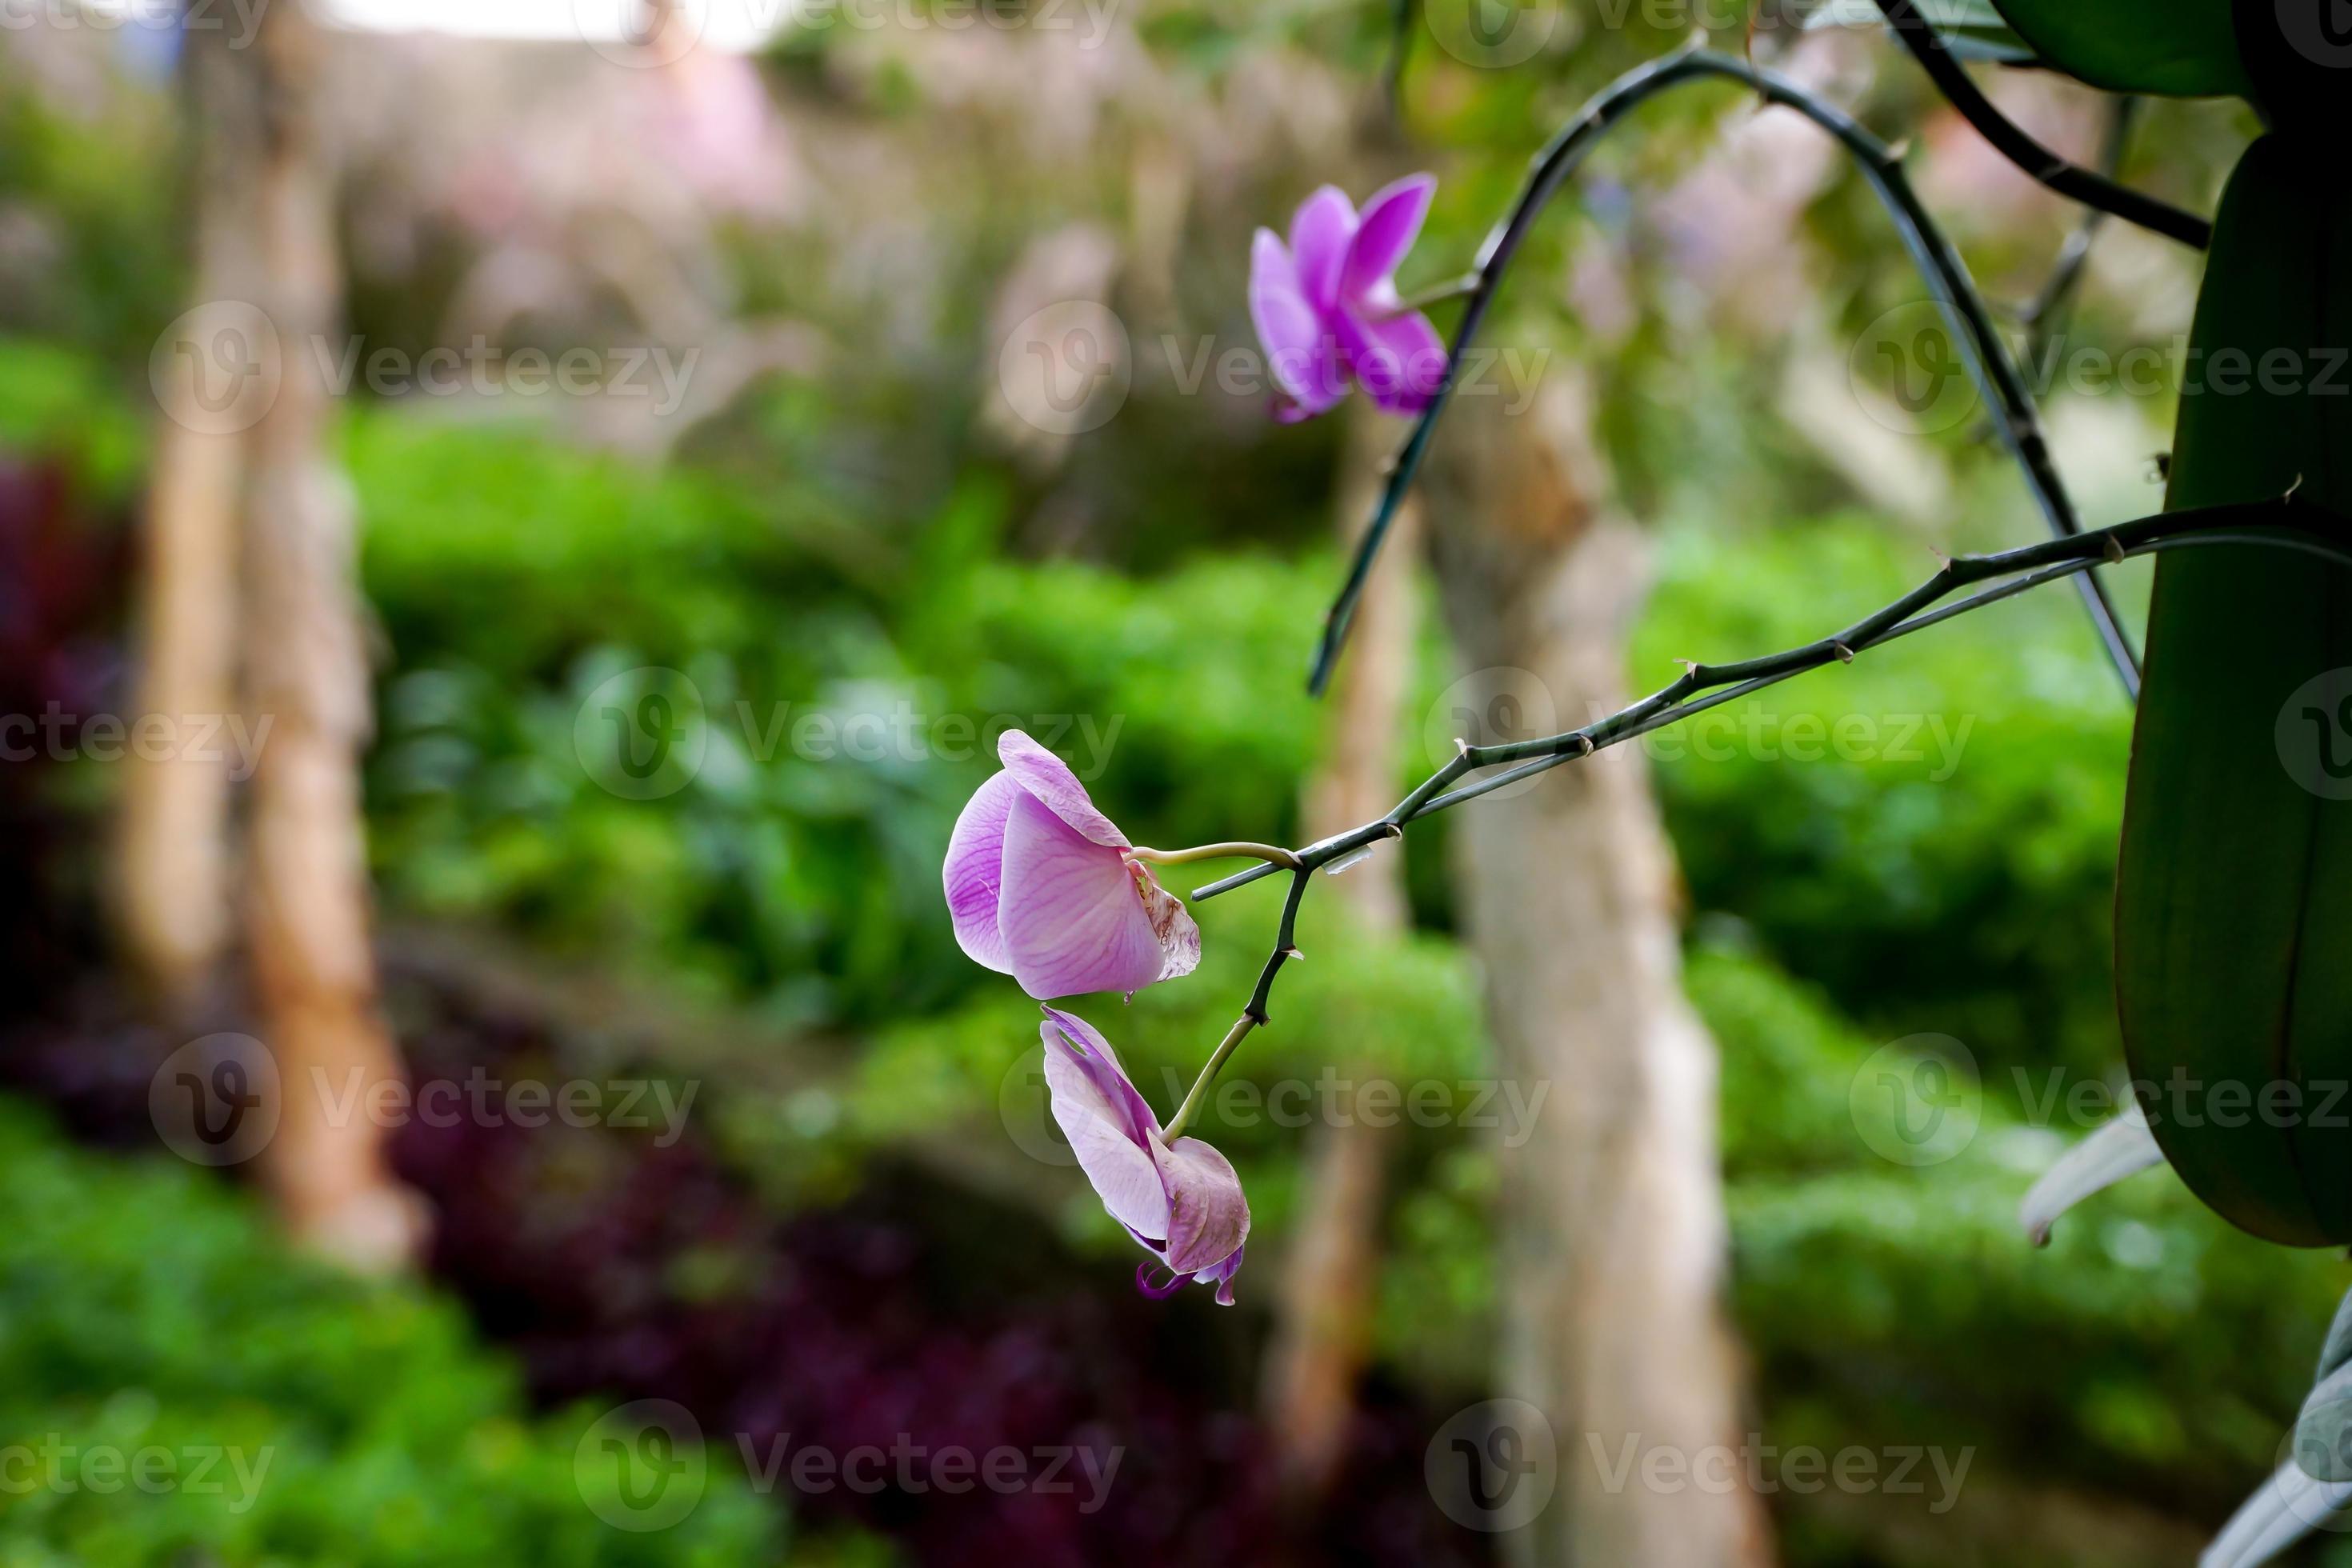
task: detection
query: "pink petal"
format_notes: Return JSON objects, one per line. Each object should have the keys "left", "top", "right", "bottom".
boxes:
{"left": 1338, "top": 304, "right": 1447, "bottom": 418}
{"left": 998, "top": 792, "right": 1174, "bottom": 998}
{"left": 997, "top": 728, "right": 1127, "bottom": 849}
{"left": 1340, "top": 173, "right": 1436, "bottom": 303}
{"left": 1153, "top": 1134, "right": 1250, "bottom": 1276}
{"left": 1288, "top": 186, "right": 1356, "bottom": 315}
{"left": 1195, "top": 1243, "right": 1245, "bottom": 1306}
{"left": 1249, "top": 230, "right": 1346, "bottom": 422}
{"left": 1042, "top": 1010, "right": 1172, "bottom": 1241}
{"left": 942, "top": 770, "right": 1022, "bottom": 974}
{"left": 1039, "top": 1006, "right": 1158, "bottom": 1140}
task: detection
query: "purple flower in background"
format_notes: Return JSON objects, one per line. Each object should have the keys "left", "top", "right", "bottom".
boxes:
{"left": 944, "top": 730, "right": 1202, "bottom": 1000}
{"left": 1248, "top": 174, "right": 1446, "bottom": 422}
{"left": 1040, "top": 1006, "right": 1249, "bottom": 1304}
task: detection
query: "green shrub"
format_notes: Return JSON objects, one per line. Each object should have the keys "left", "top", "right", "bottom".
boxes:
{"left": 0, "top": 1098, "right": 787, "bottom": 1566}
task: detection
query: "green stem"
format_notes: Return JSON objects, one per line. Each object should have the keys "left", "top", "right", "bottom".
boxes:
{"left": 1162, "top": 1014, "right": 1258, "bottom": 1142}
{"left": 1129, "top": 842, "right": 1302, "bottom": 870}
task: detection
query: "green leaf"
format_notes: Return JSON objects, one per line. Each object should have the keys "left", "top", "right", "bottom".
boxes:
{"left": 1986, "top": 0, "right": 2250, "bottom": 96}
{"left": 2115, "top": 135, "right": 2352, "bottom": 1246}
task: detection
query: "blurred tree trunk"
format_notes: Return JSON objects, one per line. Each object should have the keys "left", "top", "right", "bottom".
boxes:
{"left": 1262, "top": 403, "right": 1422, "bottom": 1498}
{"left": 116, "top": 22, "right": 258, "bottom": 1006}
{"left": 124, "top": 14, "right": 418, "bottom": 1269}
{"left": 241, "top": 11, "right": 418, "bottom": 1270}
{"left": 1421, "top": 380, "right": 1770, "bottom": 1568}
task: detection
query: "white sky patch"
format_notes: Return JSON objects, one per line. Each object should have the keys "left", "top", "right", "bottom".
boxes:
{"left": 65, "top": 0, "right": 788, "bottom": 53}
{"left": 312, "top": 0, "right": 781, "bottom": 51}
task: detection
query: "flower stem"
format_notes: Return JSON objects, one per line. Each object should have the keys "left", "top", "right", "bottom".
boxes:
{"left": 1162, "top": 1014, "right": 1258, "bottom": 1143}
{"left": 1383, "top": 271, "right": 1480, "bottom": 315}
{"left": 1202, "top": 501, "right": 2345, "bottom": 1026}
{"left": 1129, "top": 842, "right": 1302, "bottom": 870}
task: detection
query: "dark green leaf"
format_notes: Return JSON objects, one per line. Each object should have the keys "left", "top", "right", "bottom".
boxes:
{"left": 2116, "top": 134, "right": 2352, "bottom": 1246}
{"left": 1987, "top": 0, "right": 2251, "bottom": 95}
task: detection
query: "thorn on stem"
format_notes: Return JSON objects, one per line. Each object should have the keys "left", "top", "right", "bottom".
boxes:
{"left": 1281, "top": 947, "right": 1304, "bottom": 963}
{"left": 1674, "top": 658, "right": 1700, "bottom": 676}
{"left": 1832, "top": 642, "right": 1855, "bottom": 664}
{"left": 2102, "top": 534, "right": 2126, "bottom": 566}
{"left": 2286, "top": 472, "right": 2306, "bottom": 502}
{"left": 1572, "top": 734, "right": 1596, "bottom": 757}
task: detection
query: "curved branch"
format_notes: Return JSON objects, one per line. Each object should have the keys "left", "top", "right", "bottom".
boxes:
{"left": 1308, "top": 43, "right": 2142, "bottom": 705}
{"left": 1210, "top": 500, "right": 2344, "bottom": 1037}
{"left": 1870, "top": 0, "right": 2213, "bottom": 250}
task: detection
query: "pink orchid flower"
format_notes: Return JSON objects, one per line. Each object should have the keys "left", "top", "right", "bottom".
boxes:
{"left": 1248, "top": 173, "right": 1447, "bottom": 422}
{"left": 1041, "top": 1006, "right": 1249, "bottom": 1304}
{"left": 943, "top": 730, "right": 1202, "bottom": 1000}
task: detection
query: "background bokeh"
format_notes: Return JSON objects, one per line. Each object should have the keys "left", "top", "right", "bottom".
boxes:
{"left": 2, "top": 3, "right": 2340, "bottom": 1563}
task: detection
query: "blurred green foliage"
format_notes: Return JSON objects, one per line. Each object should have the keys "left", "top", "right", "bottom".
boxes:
{"left": 0, "top": 26, "right": 2318, "bottom": 1551}
{"left": 1638, "top": 510, "right": 2142, "bottom": 1083}
{"left": 0, "top": 1098, "right": 790, "bottom": 1566}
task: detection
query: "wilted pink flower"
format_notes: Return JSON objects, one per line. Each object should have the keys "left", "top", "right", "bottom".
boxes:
{"left": 1041, "top": 1006, "right": 1248, "bottom": 1304}
{"left": 944, "top": 730, "right": 1202, "bottom": 999}
{"left": 1248, "top": 174, "right": 1446, "bottom": 422}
